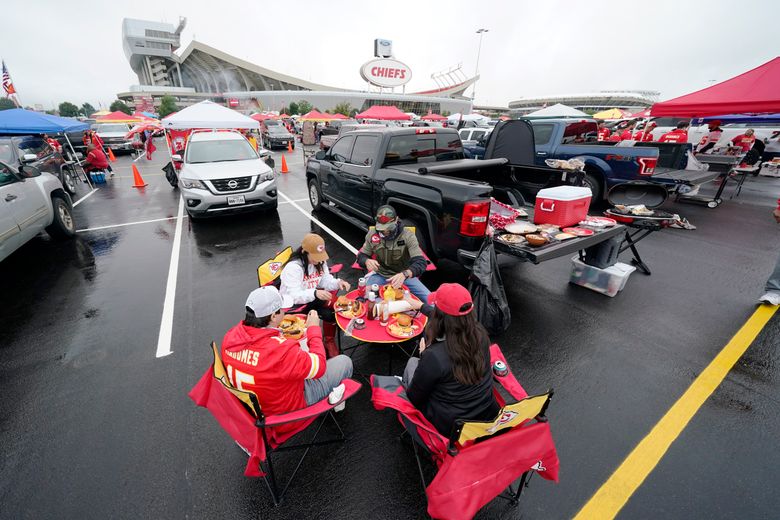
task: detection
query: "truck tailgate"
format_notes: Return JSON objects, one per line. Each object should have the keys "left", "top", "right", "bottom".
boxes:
{"left": 492, "top": 224, "right": 625, "bottom": 264}
{"left": 653, "top": 167, "right": 721, "bottom": 185}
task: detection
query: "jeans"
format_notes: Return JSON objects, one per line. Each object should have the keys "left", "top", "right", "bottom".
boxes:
{"left": 366, "top": 273, "right": 431, "bottom": 303}
{"left": 766, "top": 251, "right": 780, "bottom": 294}
{"left": 304, "top": 355, "right": 353, "bottom": 405}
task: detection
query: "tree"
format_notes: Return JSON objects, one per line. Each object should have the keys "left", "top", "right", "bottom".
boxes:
{"left": 59, "top": 102, "right": 80, "bottom": 117}
{"left": 442, "top": 110, "right": 451, "bottom": 117}
{"left": 333, "top": 102, "right": 352, "bottom": 117}
{"left": 109, "top": 100, "right": 132, "bottom": 115}
{"left": 297, "top": 100, "right": 313, "bottom": 115}
{"left": 0, "top": 98, "right": 16, "bottom": 111}
{"left": 157, "top": 95, "right": 179, "bottom": 118}
{"left": 288, "top": 101, "right": 299, "bottom": 115}
{"left": 80, "top": 102, "right": 96, "bottom": 117}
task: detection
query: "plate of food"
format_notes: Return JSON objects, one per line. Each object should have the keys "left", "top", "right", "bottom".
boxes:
{"left": 524, "top": 234, "right": 549, "bottom": 247}
{"left": 562, "top": 227, "right": 595, "bottom": 237}
{"left": 386, "top": 314, "right": 424, "bottom": 339}
{"left": 536, "top": 223, "right": 561, "bottom": 233}
{"left": 378, "top": 284, "right": 409, "bottom": 301}
{"left": 504, "top": 221, "right": 538, "bottom": 234}
{"left": 554, "top": 232, "right": 577, "bottom": 240}
{"left": 335, "top": 296, "right": 366, "bottom": 318}
{"left": 587, "top": 216, "right": 617, "bottom": 226}
{"left": 496, "top": 233, "right": 527, "bottom": 245}
{"left": 279, "top": 314, "right": 306, "bottom": 339}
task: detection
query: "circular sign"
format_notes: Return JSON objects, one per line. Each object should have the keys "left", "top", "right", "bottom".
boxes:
{"left": 360, "top": 58, "right": 412, "bottom": 88}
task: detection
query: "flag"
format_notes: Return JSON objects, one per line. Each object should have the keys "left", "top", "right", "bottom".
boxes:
{"left": 2, "top": 60, "right": 17, "bottom": 96}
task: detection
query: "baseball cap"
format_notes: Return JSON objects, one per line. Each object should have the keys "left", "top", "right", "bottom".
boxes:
{"left": 245, "top": 286, "right": 293, "bottom": 317}
{"left": 375, "top": 205, "right": 398, "bottom": 232}
{"left": 427, "top": 283, "right": 474, "bottom": 316}
{"left": 301, "top": 233, "right": 329, "bottom": 263}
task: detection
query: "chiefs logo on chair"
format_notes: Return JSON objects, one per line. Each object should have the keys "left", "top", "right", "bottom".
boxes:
{"left": 487, "top": 410, "right": 519, "bottom": 434}
{"left": 269, "top": 262, "right": 282, "bottom": 275}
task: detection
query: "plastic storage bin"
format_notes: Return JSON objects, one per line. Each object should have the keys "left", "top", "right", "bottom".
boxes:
{"left": 570, "top": 256, "right": 636, "bottom": 297}
{"left": 90, "top": 171, "right": 106, "bottom": 184}
{"left": 533, "top": 186, "right": 592, "bottom": 227}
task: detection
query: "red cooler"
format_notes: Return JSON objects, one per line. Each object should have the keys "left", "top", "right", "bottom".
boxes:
{"left": 533, "top": 186, "right": 592, "bottom": 227}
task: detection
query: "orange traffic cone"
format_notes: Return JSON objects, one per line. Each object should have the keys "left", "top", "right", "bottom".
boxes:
{"left": 287, "top": 141, "right": 293, "bottom": 153}
{"left": 131, "top": 164, "right": 148, "bottom": 188}
{"left": 280, "top": 154, "right": 289, "bottom": 174}
{"left": 107, "top": 148, "right": 117, "bottom": 162}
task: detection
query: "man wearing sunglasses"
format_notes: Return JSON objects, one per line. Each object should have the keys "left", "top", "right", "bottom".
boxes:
{"left": 357, "top": 205, "right": 431, "bottom": 302}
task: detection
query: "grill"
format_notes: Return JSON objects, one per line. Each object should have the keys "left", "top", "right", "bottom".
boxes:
{"left": 211, "top": 176, "right": 252, "bottom": 192}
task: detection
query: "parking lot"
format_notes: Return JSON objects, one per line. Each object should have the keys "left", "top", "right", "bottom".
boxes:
{"left": 1, "top": 144, "right": 779, "bottom": 519}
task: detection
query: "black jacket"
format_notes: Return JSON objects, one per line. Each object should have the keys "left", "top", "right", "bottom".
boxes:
{"left": 406, "top": 338, "right": 499, "bottom": 437}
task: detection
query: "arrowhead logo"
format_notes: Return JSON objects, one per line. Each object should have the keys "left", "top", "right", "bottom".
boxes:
{"left": 530, "top": 460, "right": 546, "bottom": 472}
{"left": 269, "top": 262, "right": 282, "bottom": 275}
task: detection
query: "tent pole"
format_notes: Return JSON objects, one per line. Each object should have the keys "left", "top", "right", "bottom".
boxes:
{"left": 63, "top": 133, "right": 93, "bottom": 189}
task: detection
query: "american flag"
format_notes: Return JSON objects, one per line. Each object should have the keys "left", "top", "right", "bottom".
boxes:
{"left": 2, "top": 61, "right": 17, "bottom": 96}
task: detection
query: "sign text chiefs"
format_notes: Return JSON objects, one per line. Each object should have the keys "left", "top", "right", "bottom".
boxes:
{"left": 360, "top": 58, "right": 412, "bottom": 88}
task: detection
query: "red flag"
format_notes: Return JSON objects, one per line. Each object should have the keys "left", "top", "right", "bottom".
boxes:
{"left": 2, "top": 61, "right": 17, "bottom": 96}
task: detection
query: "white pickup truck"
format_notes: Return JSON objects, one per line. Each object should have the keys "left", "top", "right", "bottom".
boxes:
{"left": 0, "top": 160, "right": 76, "bottom": 262}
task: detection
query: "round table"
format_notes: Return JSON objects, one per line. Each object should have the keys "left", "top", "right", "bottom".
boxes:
{"left": 334, "top": 289, "right": 428, "bottom": 344}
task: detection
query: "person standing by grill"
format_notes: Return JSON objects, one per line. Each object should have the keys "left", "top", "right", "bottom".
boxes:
{"left": 758, "top": 200, "right": 780, "bottom": 306}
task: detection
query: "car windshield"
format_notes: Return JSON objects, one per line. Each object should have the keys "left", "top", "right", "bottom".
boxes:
{"left": 186, "top": 138, "right": 257, "bottom": 164}
{"left": 268, "top": 126, "right": 288, "bottom": 134}
{"left": 94, "top": 124, "right": 130, "bottom": 133}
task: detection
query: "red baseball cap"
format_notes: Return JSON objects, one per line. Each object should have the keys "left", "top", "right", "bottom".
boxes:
{"left": 427, "top": 283, "right": 474, "bottom": 316}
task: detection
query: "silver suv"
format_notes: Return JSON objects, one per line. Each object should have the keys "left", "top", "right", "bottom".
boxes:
{"left": 175, "top": 130, "right": 277, "bottom": 218}
{"left": 0, "top": 161, "right": 76, "bottom": 262}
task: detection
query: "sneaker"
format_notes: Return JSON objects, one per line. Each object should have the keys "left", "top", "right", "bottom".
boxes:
{"left": 328, "top": 383, "right": 346, "bottom": 406}
{"left": 333, "top": 402, "right": 346, "bottom": 412}
{"left": 758, "top": 292, "right": 780, "bottom": 305}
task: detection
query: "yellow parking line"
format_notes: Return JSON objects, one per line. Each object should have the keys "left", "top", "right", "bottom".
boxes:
{"left": 574, "top": 304, "right": 778, "bottom": 520}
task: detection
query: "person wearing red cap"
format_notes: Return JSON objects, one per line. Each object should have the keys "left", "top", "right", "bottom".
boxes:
{"left": 696, "top": 120, "right": 723, "bottom": 154}
{"left": 401, "top": 283, "right": 500, "bottom": 435}
{"left": 280, "top": 233, "right": 350, "bottom": 357}
{"left": 758, "top": 200, "right": 780, "bottom": 306}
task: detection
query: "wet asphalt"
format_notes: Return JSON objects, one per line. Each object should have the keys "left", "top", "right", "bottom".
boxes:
{"left": 1, "top": 143, "right": 779, "bottom": 519}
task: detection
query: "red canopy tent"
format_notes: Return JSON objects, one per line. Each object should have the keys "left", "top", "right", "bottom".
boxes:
{"left": 95, "top": 111, "right": 143, "bottom": 124}
{"left": 355, "top": 105, "right": 410, "bottom": 120}
{"left": 329, "top": 113, "right": 349, "bottom": 120}
{"left": 250, "top": 113, "right": 278, "bottom": 122}
{"left": 650, "top": 57, "right": 780, "bottom": 117}
{"left": 300, "top": 110, "right": 336, "bottom": 121}
{"left": 630, "top": 108, "right": 651, "bottom": 118}
{"left": 421, "top": 113, "right": 447, "bottom": 121}
{"left": 278, "top": 113, "right": 291, "bottom": 118}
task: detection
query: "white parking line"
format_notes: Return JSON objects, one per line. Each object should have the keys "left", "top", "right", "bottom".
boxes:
{"left": 156, "top": 197, "right": 184, "bottom": 358}
{"left": 72, "top": 188, "right": 98, "bottom": 207}
{"left": 277, "top": 191, "right": 359, "bottom": 255}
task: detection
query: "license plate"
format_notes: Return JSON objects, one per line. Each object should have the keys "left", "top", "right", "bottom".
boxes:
{"left": 227, "top": 195, "right": 246, "bottom": 206}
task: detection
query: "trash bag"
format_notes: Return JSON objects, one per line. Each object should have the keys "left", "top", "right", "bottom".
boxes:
{"left": 468, "top": 237, "right": 511, "bottom": 335}
{"left": 162, "top": 162, "right": 178, "bottom": 188}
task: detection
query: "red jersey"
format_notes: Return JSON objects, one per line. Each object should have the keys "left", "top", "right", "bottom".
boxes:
{"left": 85, "top": 148, "right": 109, "bottom": 169}
{"left": 597, "top": 128, "right": 610, "bottom": 141}
{"left": 658, "top": 129, "right": 688, "bottom": 143}
{"left": 607, "top": 133, "right": 622, "bottom": 142}
{"left": 620, "top": 129, "right": 633, "bottom": 141}
{"left": 91, "top": 132, "right": 105, "bottom": 149}
{"left": 731, "top": 133, "right": 756, "bottom": 152}
{"left": 46, "top": 138, "right": 62, "bottom": 153}
{"left": 633, "top": 130, "right": 655, "bottom": 142}
{"left": 221, "top": 322, "right": 326, "bottom": 435}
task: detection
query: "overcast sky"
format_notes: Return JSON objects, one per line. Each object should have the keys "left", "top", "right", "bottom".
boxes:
{"left": 2, "top": 0, "right": 778, "bottom": 110}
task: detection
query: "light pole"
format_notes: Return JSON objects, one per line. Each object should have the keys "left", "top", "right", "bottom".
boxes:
{"left": 472, "top": 28, "right": 488, "bottom": 102}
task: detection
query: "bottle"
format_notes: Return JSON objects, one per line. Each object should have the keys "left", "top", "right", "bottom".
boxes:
{"left": 366, "top": 292, "right": 376, "bottom": 320}
{"left": 358, "top": 277, "right": 367, "bottom": 298}
{"left": 380, "top": 302, "right": 389, "bottom": 326}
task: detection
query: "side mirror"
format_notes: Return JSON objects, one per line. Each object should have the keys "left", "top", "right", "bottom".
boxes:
{"left": 22, "top": 154, "right": 37, "bottom": 163}
{"left": 19, "top": 165, "right": 41, "bottom": 178}
{"left": 315, "top": 150, "right": 327, "bottom": 160}
{"left": 171, "top": 154, "right": 182, "bottom": 162}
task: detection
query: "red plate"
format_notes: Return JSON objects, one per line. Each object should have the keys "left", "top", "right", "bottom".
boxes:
{"left": 386, "top": 316, "right": 425, "bottom": 339}
{"left": 589, "top": 216, "right": 617, "bottom": 226}
{"left": 562, "top": 227, "right": 595, "bottom": 237}
{"left": 336, "top": 301, "right": 366, "bottom": 319}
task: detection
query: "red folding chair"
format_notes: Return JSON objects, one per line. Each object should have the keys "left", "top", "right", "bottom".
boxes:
{"left": 189, "top": 342, "right": 362, "bottom": 505}
{"left": 370, "top": 344, "right": 559, "bottom": 520}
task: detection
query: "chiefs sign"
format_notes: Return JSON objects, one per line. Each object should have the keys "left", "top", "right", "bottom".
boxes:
{"left": 360, "top": 58, "right": 412, "bottom": 88}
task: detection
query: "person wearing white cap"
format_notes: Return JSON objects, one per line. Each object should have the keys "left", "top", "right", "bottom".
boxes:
{"left": 221, "top": 286, "right": 353, "bottom": 424}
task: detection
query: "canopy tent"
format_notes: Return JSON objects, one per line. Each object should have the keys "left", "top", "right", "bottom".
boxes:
{"left": 133, "top": 111, "right": 159, "bottom": 121}
{"left": 696, "top": 113, "right": 780, "bottom": 125}
{"left": 629, "top": 108, "right": 651, "bottom": 118}
{"left": 523, "top": 104, "right": 589, "bottom": 119}
{"left": 299, "top": 110, "right": 336, "bottom": 122}
{"left": 447, "top": 113, "right": 490, "bottom": 124}
{"left": 95, "top": 111, "right": 144, "bottom": 124}
{"left": 250, "top": 113, "right": 278, "bottom": 122}
{"left": 0, "top": 108, "right": 89, "bottom": 134}
{"left": 592, "top": 108, "right": 631, "bottom": 120}
{"left": 278, "top": 113, "right": 291, "bottom": 118}
{"left": 650, "top": 57, "right": 780, "bottom": 117}
{"left": 90, "top": 110, "right": 110, "bottom": 118}
{"left": 421, "top": 113, "right": 447, "bottom": 121}
{"left": 356, "top": 105, "right": 411, "bottom": 120}
{"left": 329, "top": 113, "right": 349, "bottom": 120}
{"left": 161, "top": 101, "right": 259, "bottom": 129}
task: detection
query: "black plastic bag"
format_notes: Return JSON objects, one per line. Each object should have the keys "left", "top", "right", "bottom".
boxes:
{"left": 468, "top": 237, "right": 511, "bottom": 335}
{"left": 162, "top": 162, "right": 178, "bottom": 188}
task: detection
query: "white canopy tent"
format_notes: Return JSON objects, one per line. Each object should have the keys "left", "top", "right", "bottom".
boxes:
{"left": 447, "top": 113, "right": 490, "bottom": 124}
{"left": 161, "top": 100, "right": 259, "bottom": 129}
{"left": 523, "top": 104, "right": 589, "bottom": 119}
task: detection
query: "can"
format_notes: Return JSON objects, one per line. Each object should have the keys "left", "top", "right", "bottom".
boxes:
{"left": 358, "top": 277, "right": 367, "bottom": 297}
{"left": 492, "top": 360, "right": 508, "bottom": 377}
{"left": 370, "top": 283, "right": 380, "bottom": 294}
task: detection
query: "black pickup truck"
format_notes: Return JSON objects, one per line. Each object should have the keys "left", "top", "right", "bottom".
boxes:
{"left": 305, "top": 122, "right": 624, "bottom": 266}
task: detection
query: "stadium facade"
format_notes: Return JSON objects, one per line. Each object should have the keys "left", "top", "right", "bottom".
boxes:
{"left": 119, "top": 18, "right": 474, "bottom": 115}
{"left": 508, "top": 91, "right": 659, "bottom": 116}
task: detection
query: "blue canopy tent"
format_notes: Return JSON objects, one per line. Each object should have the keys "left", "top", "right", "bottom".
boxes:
{"left": 696, "top": 113, "right": 780, "bottom": 125}
{"left": 0, "top": 109, "right": 92, "bottom": 186}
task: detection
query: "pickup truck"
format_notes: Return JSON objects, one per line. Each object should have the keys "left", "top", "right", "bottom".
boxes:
{"left": 305, "top": 123, "right": 624, "bottom": 267}
{"left": 320, "top": 123, "right": 384, "bottom": 151}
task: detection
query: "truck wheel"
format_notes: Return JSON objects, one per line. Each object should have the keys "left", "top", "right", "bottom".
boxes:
{"left": 61, "top": 167, "right": 78, "bottom": 195}
{"left": 45, "top": 195, "right": 76, "bottom": 240}
{"left": 402, "top": 218, "right": 434, "bottom": 261}
{"left": 583, "top": 171, "right": 603, "bottom": 203}
{"left": 308, "top": 179, "right": 325, "bottom": 210}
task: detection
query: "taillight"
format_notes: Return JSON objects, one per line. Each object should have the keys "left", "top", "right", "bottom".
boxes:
{"left": 415, "top": 128, "right": 436, "bottom": 134}
{"left": 638, "top": 157, "right": 657, "bottom": 175}
{"left": 460, "top": 201, "right": 490, "bottom": 237}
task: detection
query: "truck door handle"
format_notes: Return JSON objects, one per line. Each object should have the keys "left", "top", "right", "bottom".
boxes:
{"left": 360, "top": 175, "right": 370, "bottom": 182}
{"left": 5, "top": 194, "right": 17, "bottom": 202}
{"left": 536, "top": 152, "right": 548, "bottom": 156}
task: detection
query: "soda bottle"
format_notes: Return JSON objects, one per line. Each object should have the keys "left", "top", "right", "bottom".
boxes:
{"left": 366, "top": 292, "right": 376, "bottom": 320}
{"left": 358, "top": 277, "right": 367, "bottom": 298}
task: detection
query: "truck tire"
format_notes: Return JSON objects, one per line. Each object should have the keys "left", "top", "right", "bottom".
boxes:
{"left": 45, "top": 195, "right": 76, "bottom": 240}
{"left": 60, "top": 166, "right": 78, "bottom": 195}
{"left": 308, "top": 178, "right": 325, "bottom": 210}
{"left": 402, "top": 218, "right": 434, "bottom": 261}
{"left": 583, "top": 170, "right": 604, "bottom": 203}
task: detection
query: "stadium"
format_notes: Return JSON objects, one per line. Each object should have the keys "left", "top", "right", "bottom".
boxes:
{"left": 508, "top": 91, "right": 659, "bottom": 116}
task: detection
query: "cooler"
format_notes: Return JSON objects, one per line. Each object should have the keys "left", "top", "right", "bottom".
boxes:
{"left": 533, "top": 186, "right": 592, "bottom": 227}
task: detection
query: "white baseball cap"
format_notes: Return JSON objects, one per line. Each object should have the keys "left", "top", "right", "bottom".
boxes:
{"left": 245, "top": 286, "right": 293, "bottom": 317}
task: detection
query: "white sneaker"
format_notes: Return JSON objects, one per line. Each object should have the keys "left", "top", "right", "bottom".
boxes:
{"left": 758, "top": 292, "right": 780, "bottom": 305}
{"left": 328, "top": 383, "right": 346, "bottom": 406}
{"left": 333, "top": 402, "right": 346, "bottom": 412}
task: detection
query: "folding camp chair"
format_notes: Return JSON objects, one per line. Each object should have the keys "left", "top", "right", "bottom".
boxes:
{"left": 350, "top": 227, "right": 437, "bottom": 273}
{"left": 371, "top": 344, "right": 559, "bottom": 520}
{"left": 189, "top": 342, "right": 362, "bottom": 505}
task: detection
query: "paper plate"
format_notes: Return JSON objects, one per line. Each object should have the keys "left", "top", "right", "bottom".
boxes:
{"left": 386, "top": 316, "right": 424, "bottom": 339}
{"left": 562, "top": 227, "right": 595, "bottom": 237}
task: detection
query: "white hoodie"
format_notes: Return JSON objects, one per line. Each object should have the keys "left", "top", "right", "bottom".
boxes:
{"left": 279, "top": 261, "right": 340, "bottom": 305}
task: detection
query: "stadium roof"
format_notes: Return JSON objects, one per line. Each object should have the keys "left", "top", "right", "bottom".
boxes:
{"left": 509, "top": 91, "right": 659, "bottom": 111}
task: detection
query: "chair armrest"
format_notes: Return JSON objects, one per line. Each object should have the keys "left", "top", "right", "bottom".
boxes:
{"left": 489, "top": 344, "right": 528, "bottom": 401}
{"left": 262, "top": 379, "right": 361, "bottom": 427}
